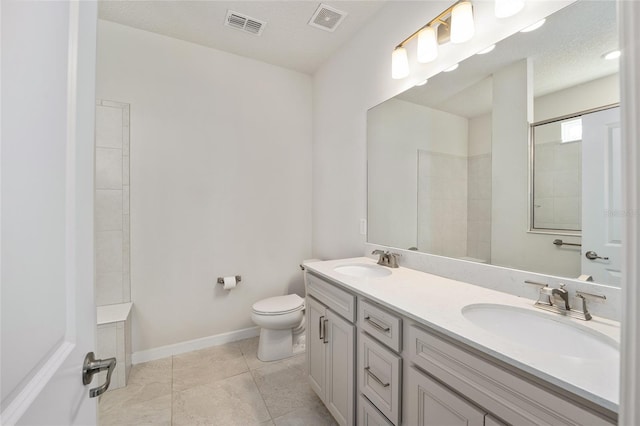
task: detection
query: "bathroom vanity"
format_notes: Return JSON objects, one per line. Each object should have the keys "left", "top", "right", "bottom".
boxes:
{"left": 304, "top": 258, "right": 619, "bottom": 426}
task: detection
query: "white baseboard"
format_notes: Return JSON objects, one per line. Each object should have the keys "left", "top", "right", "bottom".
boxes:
{"left": 131, "top": 326, "right": 260, "bottom": 364}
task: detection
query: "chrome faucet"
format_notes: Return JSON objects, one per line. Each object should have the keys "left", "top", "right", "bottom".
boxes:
{"left": 525, "top": 280, "right": 604, "bottom": 321}
{"left": 541, "top": 283, "right": 571, "bottom": 310}
{"left": 372, "top": 250, "right": 400, "bottom": 268}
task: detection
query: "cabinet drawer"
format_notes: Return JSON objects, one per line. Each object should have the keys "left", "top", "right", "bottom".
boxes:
{"left": 358, "top": 299, "right": 402, "bottom": 352}
{"left": 408, "top": 325, "right": 615, "bottom": 426}
{"left": 307, "top": 273, "right": 356, "bottom": 322}
{"left": 359, "top": 332, "right": 402, "bottom": 426}
{"left": 358, "top": 395, "right": 393, "bottom": 426}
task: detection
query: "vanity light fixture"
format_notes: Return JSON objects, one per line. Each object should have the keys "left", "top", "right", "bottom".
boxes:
{"left": 417, "top": 26, "right": 438, "bottom": 63}
{"left": 450, "top": 1, "right": 475, "bottom": 43}
{"left": 495, "top": 0, "right": 525, "bottom": 18}
{"left": 391, "top": 0, "right": 527, "bottom": 79}
{"left": 391, "top": 46, "right": 410, "bottom": 79}
{"left": 476, "top": 44, "right": 496, "bottom": 54}
{"left": 415, "top": 79, "right": 429, "bottom": 86}
{"left": 520, "top": 18, "right": 545, "bottom": 33}
{"left": 444, "top": 63, "right": 459, "bottom": 72}
{"left": 392, "top": 0, "right": 475, "bottom": 78}
{"left": 603, "top": 50, "right": 621, "bottom": 60}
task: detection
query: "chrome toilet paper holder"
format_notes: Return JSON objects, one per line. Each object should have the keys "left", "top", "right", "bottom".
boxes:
{"left": 217, "top": 275, "right": 242, "bottom": 285}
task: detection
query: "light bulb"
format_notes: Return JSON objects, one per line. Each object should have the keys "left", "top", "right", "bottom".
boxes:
{"left": 495, "top": 0, "right": 525, "bottom": 18}
{"left": 450, "top": 1, "right": 475, "bottom": 44}
{"left": 391, "top": 47, "right": 409, "bottom": 79}
{"left": 444, "top": 63, "right": 459, "bottom": 72}
{"left": 417, "top": 26, "right": 438, "bottom": 63}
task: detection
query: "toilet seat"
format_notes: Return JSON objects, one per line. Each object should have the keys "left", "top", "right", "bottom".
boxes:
{"left": 251, "top": 294, "right": 304, "bottom": 316}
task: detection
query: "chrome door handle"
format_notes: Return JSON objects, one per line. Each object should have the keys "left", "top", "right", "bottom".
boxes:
{"left": 364, "top": 366, "right": 390, "bottom": 387}
{"left": 585, "top": 251, "right": 609, "bottom": 260}
{"left": 82, "top": 352, "right": 116, "bottom": 398}
{"left": 319, "top": 316, "right": 325, "bottom": 340}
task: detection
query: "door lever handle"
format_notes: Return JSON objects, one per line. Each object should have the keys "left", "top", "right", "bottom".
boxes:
{"left": 82, "top": 352, "right": 116, "bottom": 398}
{"left": 585, "top": 251, "right": 609, "bottom": 260}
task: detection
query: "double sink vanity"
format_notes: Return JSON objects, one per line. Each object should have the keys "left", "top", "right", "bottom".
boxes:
{"left": 304, "top": 257, "right": 619, "bottom": 426}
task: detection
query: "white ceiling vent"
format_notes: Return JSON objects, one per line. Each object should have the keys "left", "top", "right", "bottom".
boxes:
{"left": 308, "top": 4, "right": 347, "bottom": 33}
{"left": 225, "top": 10, "right": 266, "bottom": 36}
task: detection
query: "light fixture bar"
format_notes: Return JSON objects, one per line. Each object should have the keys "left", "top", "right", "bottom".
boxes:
{"left": 395, "top": 1, "right": 467, "bottom": 49}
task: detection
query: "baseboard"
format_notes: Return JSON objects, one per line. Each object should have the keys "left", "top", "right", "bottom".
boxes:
{"left": 131, "top": 326, "right": 260, "bottom": 364}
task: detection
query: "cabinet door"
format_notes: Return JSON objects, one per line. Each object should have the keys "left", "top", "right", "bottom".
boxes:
{"left": 407, "top": 367, "right": 485, "bottom": 426}
{"left": 307, "top": 296, "right": 326, "bottom": 399}
{"left": 325, "top": 309, "right": 355, "bottom": 426}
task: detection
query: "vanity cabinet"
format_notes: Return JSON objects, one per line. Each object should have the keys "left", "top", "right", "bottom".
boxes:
{"left": 305, "top": 266, "right": 616, "bottom": 426}
{"left": 407, "top": 324, "right": 614, "bottom": 426}
{"left": 306, "top": 274, "right": 356, "bottom": 426}
{"left": 406, "top": 366, "right": 486, "bottom": 426}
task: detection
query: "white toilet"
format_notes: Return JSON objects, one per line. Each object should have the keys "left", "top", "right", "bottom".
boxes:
{"left": 251, "top": 293, "right": 305, "bottom": 361}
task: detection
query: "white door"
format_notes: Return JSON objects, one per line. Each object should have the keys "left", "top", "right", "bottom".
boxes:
{"left": 581, "top": 107, "right": 622, "bottom": 285}
{"left": 1, "top": 1, "right": 99, "bottom": 424}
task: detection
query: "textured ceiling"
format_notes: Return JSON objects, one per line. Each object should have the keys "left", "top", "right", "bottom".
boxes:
{"left": 397, "top": 0, "right": 618, "bottom": 118}
{"left": 98, "top": 1, "right": 386, "bottom": 74}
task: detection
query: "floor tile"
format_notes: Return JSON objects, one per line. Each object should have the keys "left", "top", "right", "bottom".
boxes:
{"left": 99, "top": 357, "right": 172, "bottom": 413}
{"left": 251, "top": 354, "right": 321, "bottom": 419}
{"left": 172, "top": 371, "right": 270, "bottom": 425}
{"left": 99, "top": 393, "right": 171, "bottom": 426}
{"left": 172, "top": 343, "right": 249, "bottom": 391}
{"left": 272, "top": 404, "right": 338, "bottom": 426}
{"left": 99, "top": 337, "right": 337, "bottom": 426}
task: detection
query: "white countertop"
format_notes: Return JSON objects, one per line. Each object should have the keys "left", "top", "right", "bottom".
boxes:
{"left": 305, "top": 257, "right": 620, "bottom": 413}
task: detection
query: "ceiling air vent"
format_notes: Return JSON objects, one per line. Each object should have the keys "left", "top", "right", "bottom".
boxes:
{"left": 308, "top": 4, "right": 347, "bottom": 32}
{"left": 225, "top": 10, "right": 266, "bottom": 36}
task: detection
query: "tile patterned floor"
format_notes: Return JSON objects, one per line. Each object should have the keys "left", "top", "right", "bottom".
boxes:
{"left": 99, "top": 337, "right": 337, "bottom": 426}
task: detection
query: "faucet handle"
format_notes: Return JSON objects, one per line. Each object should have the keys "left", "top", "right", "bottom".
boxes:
{"left": 387, "top": 252, "right": 401, "bottom": 268}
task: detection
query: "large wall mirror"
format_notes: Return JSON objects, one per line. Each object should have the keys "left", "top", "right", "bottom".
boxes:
{"left": 367, "top": 0, "right": 621, "bottom": 285}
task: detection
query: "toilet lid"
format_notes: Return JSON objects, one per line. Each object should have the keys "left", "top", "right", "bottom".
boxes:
{"left": 252, "top": 294, "right": 304, "bottom": 315}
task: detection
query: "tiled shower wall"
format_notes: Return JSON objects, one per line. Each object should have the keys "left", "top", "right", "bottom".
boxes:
{"left": 95, "top": 100, "right": 130, "bottom": 305}
{"left": 533, "top": 141, "right": 582, "bottom": 230}
{"left": 417, "top": 150, "right": 468, "bottom": 258}
{"left": 467, "top": 153, "right": 492, "bottom": 262}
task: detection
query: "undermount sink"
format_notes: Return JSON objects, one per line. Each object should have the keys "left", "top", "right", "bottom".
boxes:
{"left": 333, "top": 263, "right": 392, "bottom": 278}
{"left": 462, "top": 303, "right": 619, "bottom": 360}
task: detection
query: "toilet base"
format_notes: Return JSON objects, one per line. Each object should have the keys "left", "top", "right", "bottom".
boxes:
{"left": 257, "top": 328, "right": 295, "bottom": 362}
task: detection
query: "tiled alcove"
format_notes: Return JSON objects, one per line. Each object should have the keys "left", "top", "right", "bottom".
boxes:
{"left": 95, "top": 99, "right": 132, "bottom": 391}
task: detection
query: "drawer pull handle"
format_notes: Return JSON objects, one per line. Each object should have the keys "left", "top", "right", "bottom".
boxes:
{"left": 365, "top": 316, "right": 390, "bottom": 332}
{"left": 319, "top": 316, "right": 325, "bottom": 341}
{"left": 364, "top": 366, "right": 390, "bottom": 387}
{"left": 323, "top": 319, "right": 329, "bottom": 344}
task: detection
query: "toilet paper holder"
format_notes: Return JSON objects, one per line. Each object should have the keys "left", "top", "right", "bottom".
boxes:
{"left": 217, "top": 275, "right": 242, "bottom": 285}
